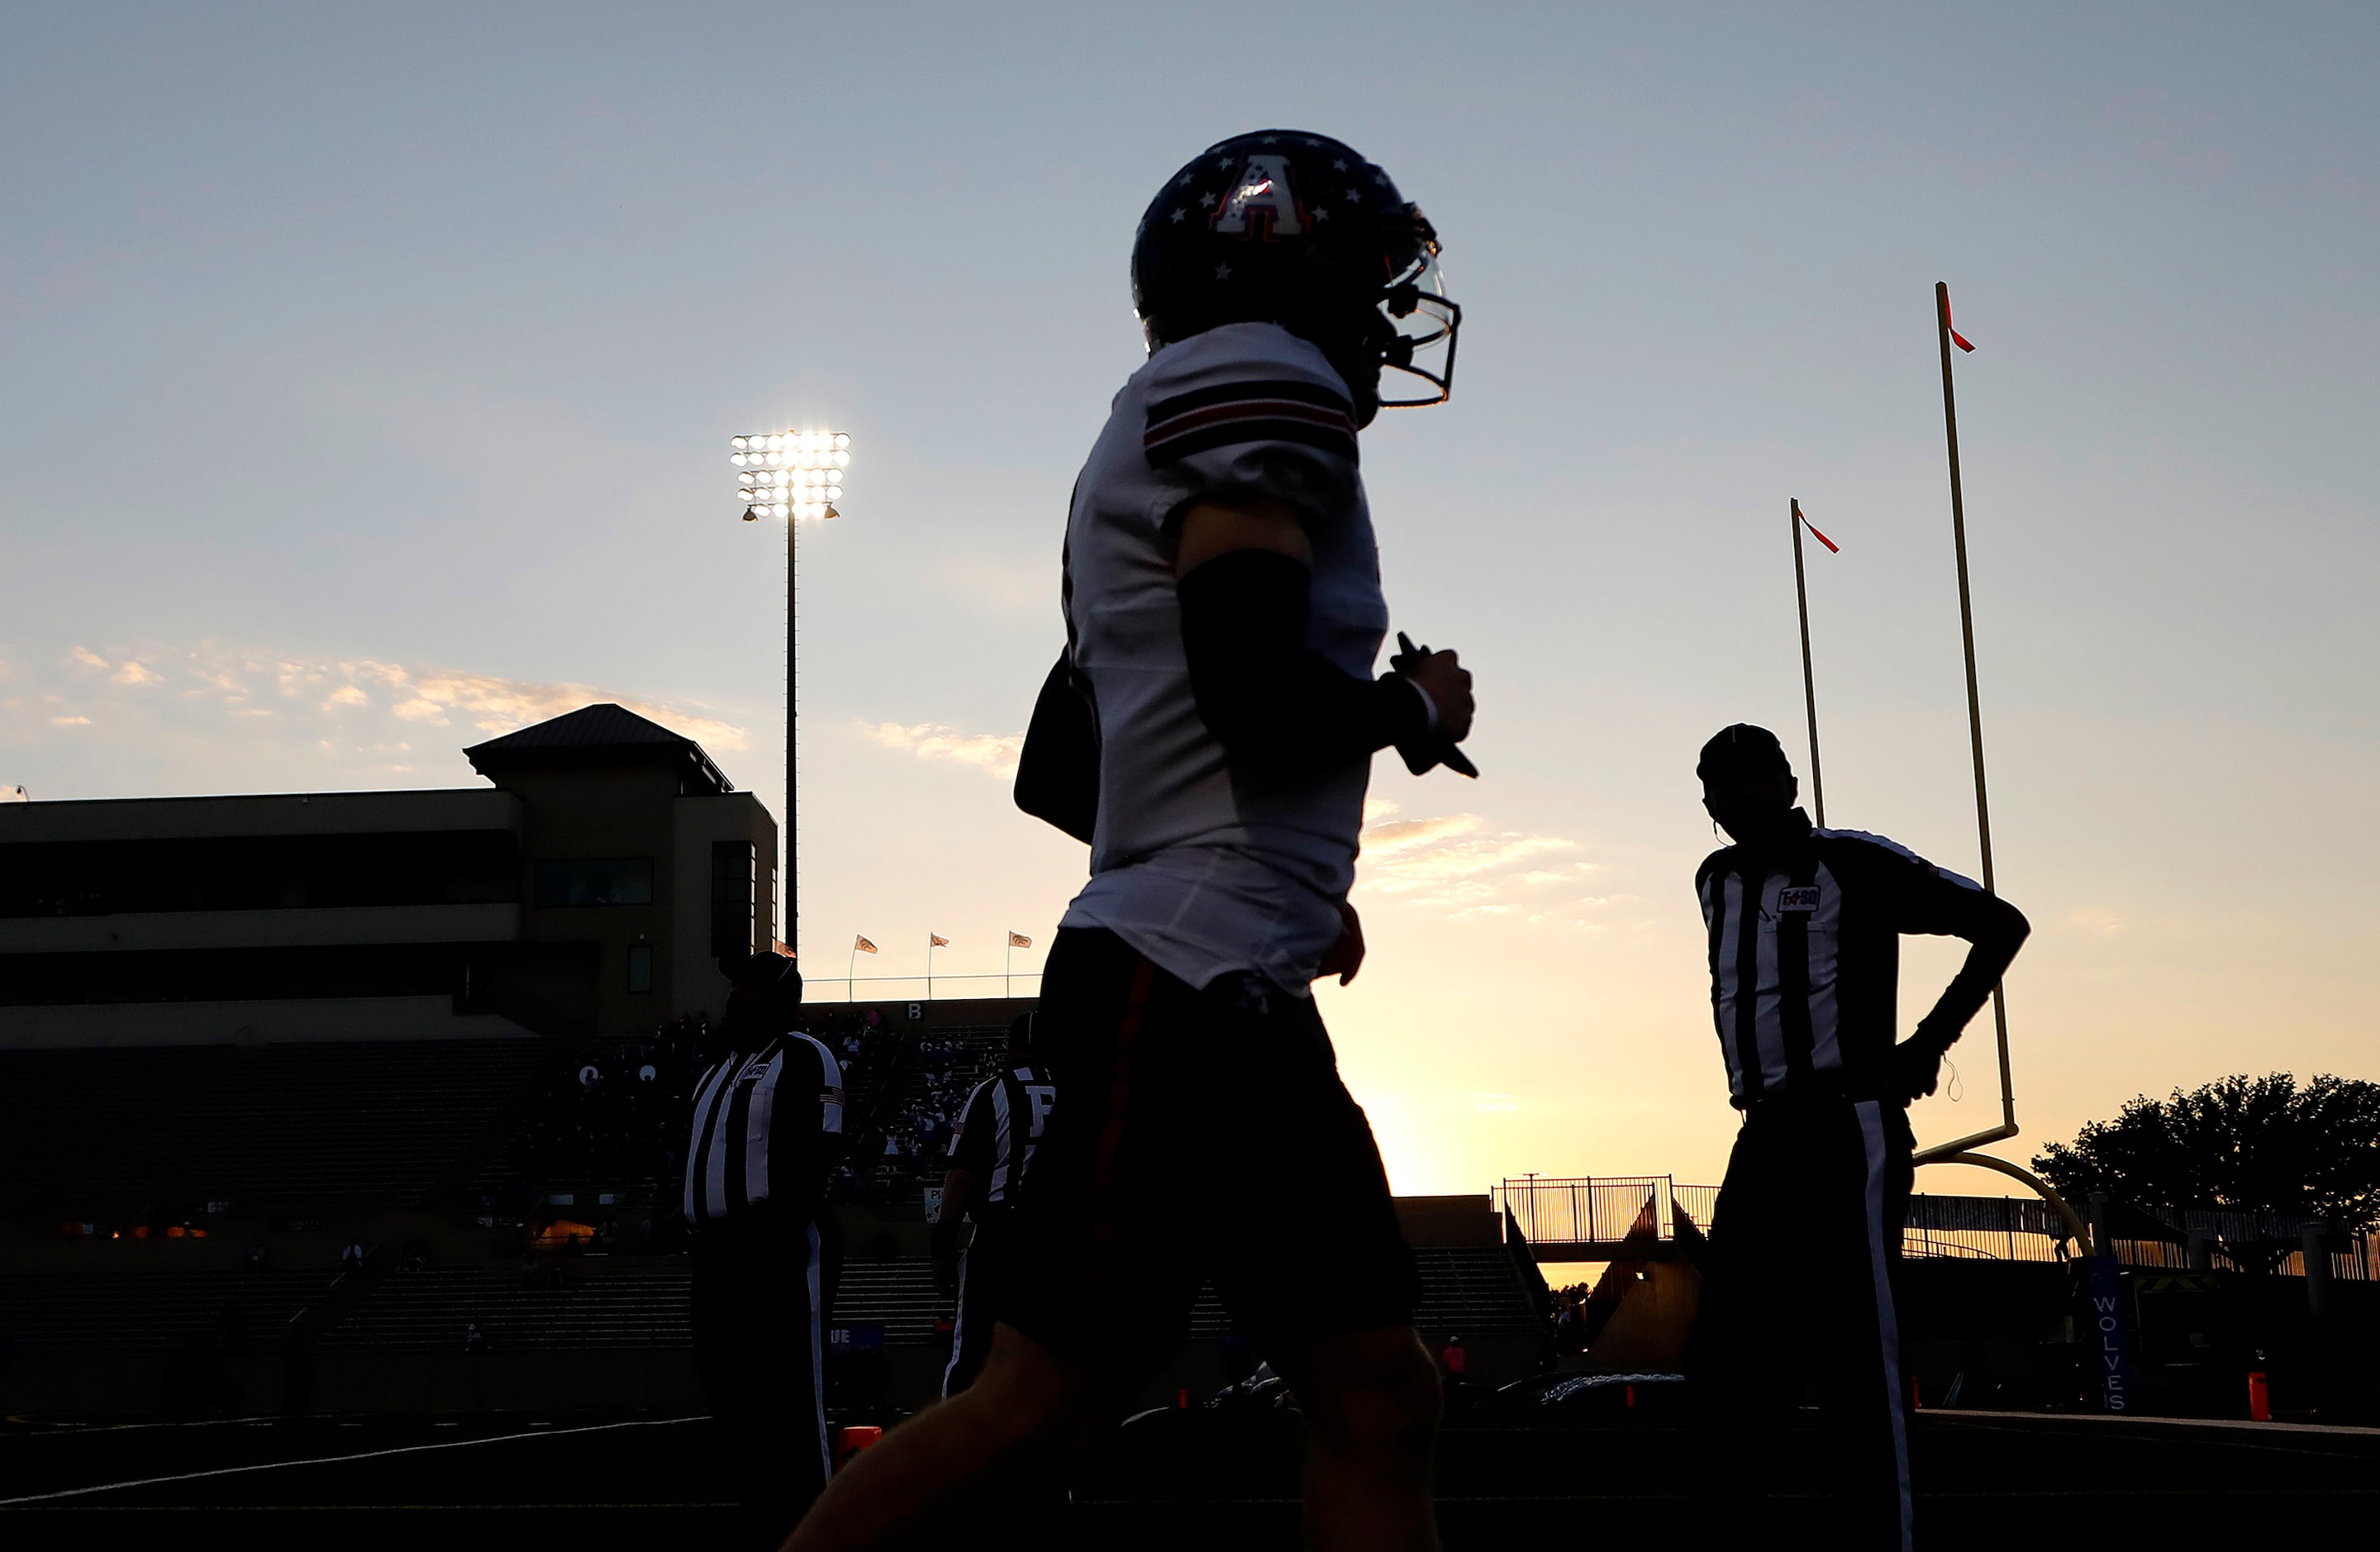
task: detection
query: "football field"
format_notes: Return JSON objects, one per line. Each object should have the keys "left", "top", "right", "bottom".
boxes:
{"left": 4, "top": 1405, "right": 2374, "bottom": 1550}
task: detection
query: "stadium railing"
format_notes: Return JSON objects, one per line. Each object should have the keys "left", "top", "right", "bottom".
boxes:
{"left": 1497, "top": 1175, "right": 2374, "bottom": 1280}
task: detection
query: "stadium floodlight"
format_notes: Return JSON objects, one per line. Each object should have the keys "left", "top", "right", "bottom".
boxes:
{"left": 732, "top": 429, "right": 851, "bottom": 523}
{"left": 729, "top": 429, "right": 854, "bottom": 967}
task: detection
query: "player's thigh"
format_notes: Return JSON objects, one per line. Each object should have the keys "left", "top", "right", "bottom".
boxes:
{"left": 1270, "top": 1323, "right": 1441, "bottom": 1449}
{"left": 997, "top": 931, "right": 1210, "bottom": 1385}
{"left": 1210, "top": 992, "right": 1419, "bottom": 1362}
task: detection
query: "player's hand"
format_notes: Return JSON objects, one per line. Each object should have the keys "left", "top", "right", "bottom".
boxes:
{"left": 1892, "top": 1039, "right": 1944, "bottom": 1103}
{"left": 1404, "top": 650, "right": 1473, "bottom": 744}
{"left": 1317, "top": 901, "right": 1366, "bottom": 986}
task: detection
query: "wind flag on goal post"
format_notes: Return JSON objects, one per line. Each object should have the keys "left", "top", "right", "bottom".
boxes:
{"left": 1944, "top": 293, "right": 1977, "bottom": 354}
{"left": 1789, "top": 497, "right": 1837, "bottom": 826}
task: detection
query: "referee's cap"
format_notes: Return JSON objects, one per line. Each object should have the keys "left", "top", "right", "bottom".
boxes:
{"left": 1696, "top": 723, "right": 1793, "bottom": 783}
{"left": 730, "top": 950, "right": 803, "bottom": 1002}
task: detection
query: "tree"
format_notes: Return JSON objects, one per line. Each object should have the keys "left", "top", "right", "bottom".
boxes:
{"left": 2031, "top": 1072, "right": 2380, "bottom": 1232}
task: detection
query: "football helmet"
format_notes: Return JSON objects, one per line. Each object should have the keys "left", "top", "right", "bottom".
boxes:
{"left": 1131, "top": 131, "right": 1460, "bottom": 424}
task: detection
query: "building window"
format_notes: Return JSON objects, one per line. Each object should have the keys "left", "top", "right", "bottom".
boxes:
{"left": 533, "top": 857, "right": 654, "bottom": 907}
{"left": 626, "top": 943, "right": 654, "bottom": 994}
{"left": 709, "top": 840, "right": 756, "bottom": 960}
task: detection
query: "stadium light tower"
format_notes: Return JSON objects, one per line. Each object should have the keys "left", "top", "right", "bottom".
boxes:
{"left": 729, "top": 428, "right": 851, "bottom": 966}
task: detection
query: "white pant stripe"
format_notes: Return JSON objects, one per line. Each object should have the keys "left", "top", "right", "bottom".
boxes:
{"left": 940, "top": 1247, "right": 971, "bottom": 1397}
{"left": 806, "top": 1220, "right": 830, "bottom": 1480}
{"left": 1855, "top": 1100, "right": 1915, "bottom": 1551}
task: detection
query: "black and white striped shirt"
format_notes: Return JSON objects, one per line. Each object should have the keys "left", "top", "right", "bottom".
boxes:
{"left": 946, "top": 1064, "right": 1056, "bottom": 1210}
{"left": 683, "top": 1031, "right": 844, "bottom": 1226}
{"left": 1696, "top": 809, "right": 2016, "bottom": 1108}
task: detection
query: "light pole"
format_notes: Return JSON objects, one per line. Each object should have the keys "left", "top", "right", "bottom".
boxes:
{"left": 728, "top": 428, "right": 851, "bottom": 965}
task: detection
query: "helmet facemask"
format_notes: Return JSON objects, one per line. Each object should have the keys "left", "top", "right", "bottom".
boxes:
{"left": 1374, "top": 221, "right": 1460, "bottom": 409}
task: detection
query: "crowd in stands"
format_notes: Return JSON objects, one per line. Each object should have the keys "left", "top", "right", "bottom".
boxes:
{"left": 863, "top": 1034, "right": 982, "bottom": 1182}
{"left": 509, "top": 1015, "right": 718, "bottom": 1196}
{"left": 498, "top": 1009, "right": 1012, "bottom": 1212}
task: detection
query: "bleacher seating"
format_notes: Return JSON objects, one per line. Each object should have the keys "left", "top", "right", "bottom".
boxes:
{"left": 843, "top": 1022, "right": 1011, "bottom": 1204}
{"left": 0, "top": 1045, "right": 236, "bottom": 1216}
{"left": 831, "top": 1258, "right": 951, "bottom": 1342}
{"left": 319, "top": 1264, "right": 694, "bottom": 1353}
{"left": 0, "top": 1039, "right": 545, "bottom": 1219}
{"left": 0, "top": 1269, "right": 336, "bottom": 1356}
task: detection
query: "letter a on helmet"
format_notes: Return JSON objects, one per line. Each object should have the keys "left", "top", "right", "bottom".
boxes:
{"left": 1212, "top": 155, "right": 1305, "bottom": 237}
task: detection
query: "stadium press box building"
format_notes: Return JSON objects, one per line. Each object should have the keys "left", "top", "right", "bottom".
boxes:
{"left": 0, "top": 703, "right": 778, "bottom": 1050}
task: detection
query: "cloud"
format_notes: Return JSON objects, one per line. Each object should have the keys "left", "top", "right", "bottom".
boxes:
{"left": 861, "top": 720, "right": 1025, "bottom": 779}
{"left": 1, "top": 640, "right": 751, "bottom": 787}
{"left": 1356, "top": 801, "right": 1601, "bottom": 921}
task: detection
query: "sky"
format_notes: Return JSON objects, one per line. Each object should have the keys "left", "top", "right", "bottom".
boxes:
{"left": 3, "top": 4, "right": 2375, "bottom": 1196}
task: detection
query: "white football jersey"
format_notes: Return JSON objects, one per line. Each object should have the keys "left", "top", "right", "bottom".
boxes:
{"left": 1057, "top": 321, "right": 1388, "bottom": 994}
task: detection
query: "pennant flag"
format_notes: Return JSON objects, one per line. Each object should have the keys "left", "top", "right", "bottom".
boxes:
{"left": 1007, "top": 931, "right": 1032, "bottom": 949}
{"left": 930, "top": 934, "right": 950, "bottom": 948}
{"left": 854, "top": 935, "right": 878, "bottom": 955}
{"left": 1797, "top": 506, "right": 1840, "bottom": 554}
{"left": 1944, "top": 297, "right": 1976, "bottom": 354}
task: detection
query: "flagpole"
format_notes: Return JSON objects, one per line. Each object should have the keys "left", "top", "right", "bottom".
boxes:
{"left": 1934, "top": 280, "right": 2016, "bottom": 1138}
{"left": 926, "top": 934, "right": 935, "bottom": 1002}
{"left": 847, "top": 938, "right": 858, "bottom": 1002}
{"left": 1004, "top": 936, "right": 1012, "bottom": 999}
{"left": 1790, "top": 497, "right": 1826, "bottom": 828}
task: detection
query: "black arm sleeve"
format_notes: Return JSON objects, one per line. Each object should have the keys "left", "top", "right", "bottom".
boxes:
{"left": 1014, "top": 650, "right": 1099, "bottom": 845}
{"left": 765, "top": 1041, "right": 836, "bottom": 1220}
{"left": 1895, "top": 867, "right": 2032, "bottom": 1053}
{"left": 1176, "top": 548, "right": 1429, "bottom": 777}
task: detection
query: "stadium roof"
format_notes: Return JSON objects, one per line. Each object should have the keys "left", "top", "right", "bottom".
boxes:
{"left": 464, "top": 703, "right": 733, "bottom": 795}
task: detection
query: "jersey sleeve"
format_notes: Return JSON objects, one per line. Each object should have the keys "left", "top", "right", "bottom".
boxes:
{"left": 770, "top": 1037, "right": 843, "bottom": 1148}
{"left": 814, "top": 1042, "right": 845, "bottom": 1135}
{"left": 946, "top": 1078, "right": 998, "bottom": 1174}
{"left": 1139, "top": 323, "right": 1362, "bottom": 529}
{"left": 1837, "top": 831, "right": 2012, "bottom": 940}
{"left": 760, "top": 1037, "right": 844, "bottom": 1216}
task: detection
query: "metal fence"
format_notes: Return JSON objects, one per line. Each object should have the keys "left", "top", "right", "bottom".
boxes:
{"left": 1499, "top": 1176, "right": 2375, "bottom": 1280}
{"left": 1493, "top": 1177, "right": 1718, "bottom": 1248}
{"left": 800, "top": 972, "right": 1042, "bottom": 1004}
{"left": 1902, "top": 1196, "right": 2375, "bottom": 1279}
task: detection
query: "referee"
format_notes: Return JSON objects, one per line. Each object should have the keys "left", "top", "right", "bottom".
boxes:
{"left": 932, "top": 1013, "right": 1057, "bottom": 1397}
{"left": 683, "top": 951, "right": 845, "bottom": 1550}
{"left": 1687, "top": 725, "right": 2030, "bottom": 1550}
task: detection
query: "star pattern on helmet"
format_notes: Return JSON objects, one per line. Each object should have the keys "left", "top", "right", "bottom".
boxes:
{"left": 1214, "top": 263, "right": 1232, "bottom": 280}
{"left": 1373, "top": 171, "right": 1391, "bottom": 186}
{"left": 1310, "top": 206, "right": 1330, "bottom": 221}
{"left": 1260, "top": 136, "right": 1280, "bottom": 145}
{"left": 1169, "top": 207, "right": 1186, "bottom": 223}
{"left": 1178, "top": 172, "right": 1196, "bottom": 188}
{"left": 1303, "top": 137, "right": 1323, "bottom": 147}
{"left": 1332, "top": 158, "right": 1349, "bottom": 170}
{"left": 1216, "top": 156, "right": 1234, "bottom": 168}
{"left": 1344, "top": 187, "right": 1363, "bottom": 202}
{"left": 1199, "top": 191, "right": 1218, "bottom": 208}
